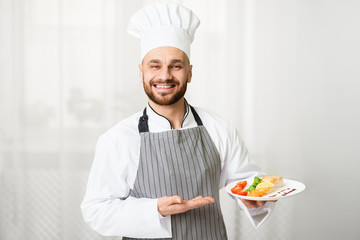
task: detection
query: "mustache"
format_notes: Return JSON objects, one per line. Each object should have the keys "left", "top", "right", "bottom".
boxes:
{"left": 150, "top": 79, "right": 179, "bottom": 85}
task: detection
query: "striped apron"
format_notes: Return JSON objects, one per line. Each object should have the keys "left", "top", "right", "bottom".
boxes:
{"left": 123, "top": 106, "right": 227, "bottom": 240}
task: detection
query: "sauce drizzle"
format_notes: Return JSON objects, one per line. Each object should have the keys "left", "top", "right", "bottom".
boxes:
{"left": 269, "top": 188, "right": 296, "bottom": 197}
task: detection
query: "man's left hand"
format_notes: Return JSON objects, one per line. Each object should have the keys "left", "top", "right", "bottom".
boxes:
{"left": 240, "top": 199, "right": 276, "bottom": 209}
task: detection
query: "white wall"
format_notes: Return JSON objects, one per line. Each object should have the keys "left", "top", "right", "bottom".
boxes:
{"left": 237, "top": 1, "right": 360, "bottom": 239}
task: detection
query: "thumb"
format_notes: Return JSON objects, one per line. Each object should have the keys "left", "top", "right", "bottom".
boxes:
{"left": 169, "top": 195, "right": 183, "bottom": 204}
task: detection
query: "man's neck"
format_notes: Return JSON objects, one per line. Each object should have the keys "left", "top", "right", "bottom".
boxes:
{"left": 148, "top": 98, "right": 187, "bottom": 129}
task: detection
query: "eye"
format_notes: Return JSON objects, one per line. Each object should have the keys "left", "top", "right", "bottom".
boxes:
{"left": 172, "top": 65, "right": 182, "bottom": 69}
{"left": 150, "top": 65, "right": 160, "bottom": 69}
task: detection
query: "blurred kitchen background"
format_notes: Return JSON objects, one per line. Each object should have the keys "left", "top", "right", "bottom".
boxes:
{"left": 0, "top": 0, "right": 359, "bottom": 239}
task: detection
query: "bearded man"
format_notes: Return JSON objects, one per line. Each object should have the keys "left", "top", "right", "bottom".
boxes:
{"left": 81, "top": 3, "right": 275, "bottom": 239}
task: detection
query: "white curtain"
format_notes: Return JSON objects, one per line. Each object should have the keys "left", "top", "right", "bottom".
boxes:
{"left": 1, "top": 0, "right": 359, "bottom": 240}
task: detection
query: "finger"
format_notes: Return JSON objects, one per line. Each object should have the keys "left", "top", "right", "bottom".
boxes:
{"left": 240, "top": 199, "right": 255, "bottom": 209}
{"left": 183, "top": 196, "right": 215, "bottom": 210}
{"left": 168, "top": 197, "right": 212, "bottom": 214}
{"left": 159, "top": 196, "right": 215, "bottom": 216}
{"left": 158, "top": 195, "right": 183, "bottom": 216}
{"left": 255, "top": 200, "right": 266, "bottom": 207}
{"left": 203, "top": 196, "right": 215, "bottom": 202}
{"left": 165, "top": 195, "right": 182, "bottom": 205}
{"left": 173, "top": 195, "right": 183, "bottom": 204}
{"left": 241, "top": 199, "right": 270, "bottom": 208}
{"left": 192, "top": 196, "right": 215, "bottom": 203}
{"left": 186, "top": 196, "right": 214, "bottom": 203}
{"left": 192, "top": 196, "right": 203, "bottom": 200}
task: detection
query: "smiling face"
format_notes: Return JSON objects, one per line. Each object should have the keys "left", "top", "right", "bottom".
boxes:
{"left": 140, "top": 46, "right": 192, "bottom": 106}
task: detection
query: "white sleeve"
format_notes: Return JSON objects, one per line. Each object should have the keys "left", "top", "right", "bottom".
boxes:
{"left": 236, "top": 199, "right": 275, "bottom": 228}
{"left": 220, "top": 127, "right": 276, "bottom": 228}
{"left": 219, "top": 127, "right": 262, "bottom": 187}
{"left": 80, "top": 135, "right": 172, "bottom": 238}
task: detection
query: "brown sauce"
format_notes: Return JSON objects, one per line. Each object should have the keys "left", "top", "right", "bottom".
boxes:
{"left": 269, "top": 188, "right": 296, "bottom": 197}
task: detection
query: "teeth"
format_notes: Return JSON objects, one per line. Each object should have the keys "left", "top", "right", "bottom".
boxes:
{"left": 155, "top": 85, "right": 173, "bottom": 89}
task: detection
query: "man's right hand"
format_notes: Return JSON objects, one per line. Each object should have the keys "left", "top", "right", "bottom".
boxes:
{"left": 157, "top": 195, "right": 215, "bottom": 217}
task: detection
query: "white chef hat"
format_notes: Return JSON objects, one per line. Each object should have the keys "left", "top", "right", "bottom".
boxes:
{"left": 127, "top": 2, "right": 200, "bottom": 61}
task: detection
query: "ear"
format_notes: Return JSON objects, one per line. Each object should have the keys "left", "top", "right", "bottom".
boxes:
{"left": 139, "top": 64, "right": 143, "bottom": 80}
{"left": 187, "top": 65, "right": 193, "bottom": 83}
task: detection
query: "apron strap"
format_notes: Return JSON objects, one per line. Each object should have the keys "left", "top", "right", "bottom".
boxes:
{"left": 138, "top": 108, "right": 149, "bottom": 133}
{"left": 138, "top": 105, "right": 203, "bottom": 133}
{"left": 190, "top": 106, "right": 203, "bottom": 126}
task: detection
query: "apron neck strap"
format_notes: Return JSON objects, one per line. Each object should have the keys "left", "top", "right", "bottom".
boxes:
{"left": 138, "top": 108, "right": 149, "bottom": 133}
{"left": 138, "top": 105, "right": 203, "bottom": 133}
{"left": 189, "top": 106, "right": 203, "bottom": 126}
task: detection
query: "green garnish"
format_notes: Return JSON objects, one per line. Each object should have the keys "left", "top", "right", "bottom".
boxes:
{"left": 245, "top": 176, "right": 261, "bottom": 192}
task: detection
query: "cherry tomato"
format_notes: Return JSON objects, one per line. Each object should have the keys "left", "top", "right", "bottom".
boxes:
{"left": 235, "top": 181, "right": 247, "bottom": 189}
{"left": 238, "top": 190, "right": 248, "bottom": 196}
{"left": 231, "top": 187, "right": 248, "bottom": 196}
{"left": 231, "top": 180, "right": 248, "bottom": 196}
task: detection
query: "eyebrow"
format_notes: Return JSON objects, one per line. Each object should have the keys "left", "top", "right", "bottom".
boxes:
{"left": 147, "top": 59, "right": 161, "bottom": 64}
{"left": 170, "top": 59, "right": 185, "bottom": 64}
{"left": 146, "top": 59, "right": 186, "bottom": 65}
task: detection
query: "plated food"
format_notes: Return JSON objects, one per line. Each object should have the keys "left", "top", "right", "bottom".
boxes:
{"left": 248, "top": 175, "right": 285, "bottom": 197}
{"left": 226, "top": 175, "right": 305, "bottom": 201}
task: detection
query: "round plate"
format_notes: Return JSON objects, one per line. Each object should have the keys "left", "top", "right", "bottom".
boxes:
{"left": 225, "top": 178, "right": 306, "bottom": 201}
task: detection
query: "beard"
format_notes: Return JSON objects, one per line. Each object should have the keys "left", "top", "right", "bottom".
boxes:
{"left": 143, "top": 79, "right": 188, "bottom": 106}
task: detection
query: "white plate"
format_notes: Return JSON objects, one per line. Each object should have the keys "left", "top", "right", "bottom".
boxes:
{"left": 225, "top": 178, "right": 306, "bottom": 201}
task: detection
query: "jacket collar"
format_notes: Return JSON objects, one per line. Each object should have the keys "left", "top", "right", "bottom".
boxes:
{"left": 146, "top": 100, "right": 197, "bottom": 132}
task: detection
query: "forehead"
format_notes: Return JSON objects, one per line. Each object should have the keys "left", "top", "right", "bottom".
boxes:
{"left": 143, "top": 46, "right": 189, "bottom": 64}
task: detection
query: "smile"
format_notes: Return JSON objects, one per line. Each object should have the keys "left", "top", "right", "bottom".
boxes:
{"left": 154, "top": 84, "right": 176, "bottom": 89}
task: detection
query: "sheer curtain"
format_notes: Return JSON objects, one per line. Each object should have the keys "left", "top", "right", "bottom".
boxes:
{"left": 0, "top": 0, "right": 291, "bottom": 239}
{"left": 1, "top": 0, "right": 359, "bottom": 240}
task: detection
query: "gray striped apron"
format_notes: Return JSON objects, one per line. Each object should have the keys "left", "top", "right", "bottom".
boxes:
{"left": 123, "top": 106, "right": 227, "bottom": 240}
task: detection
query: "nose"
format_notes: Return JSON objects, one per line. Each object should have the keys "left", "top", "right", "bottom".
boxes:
{"left": 157, "top": 66, "right": 172, "bottom": 81}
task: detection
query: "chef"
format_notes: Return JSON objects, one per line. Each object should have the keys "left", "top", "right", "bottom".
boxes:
{"left": 81, "top": 2, "right": 275, "bottom": 239}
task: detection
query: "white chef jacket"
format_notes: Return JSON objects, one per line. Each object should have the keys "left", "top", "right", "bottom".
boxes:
{"left": 81, "top": 102, "right": 275, "bottom": 238}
